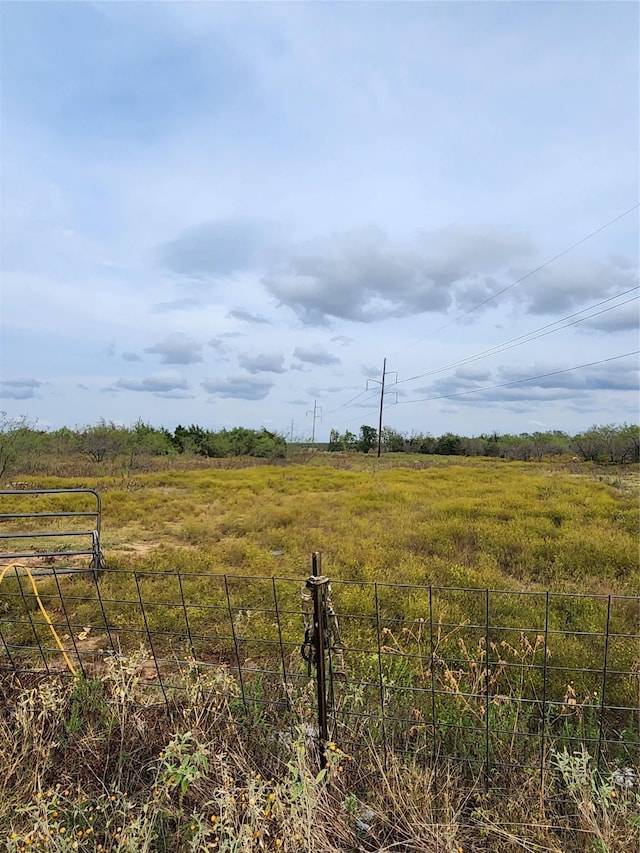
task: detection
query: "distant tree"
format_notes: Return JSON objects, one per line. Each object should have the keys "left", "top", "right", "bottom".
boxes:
{"left": 573, "top": 423, "right": 640, "bottom": 464}
{"left": 124, "top": 420, "right": 174, "bottom": 470}
{"left": 618, "top": 423, "right": 640, "bottom": 463}
{"left": 417, "top": 435, "right": 436, "bottom": 455}
{"left": 342, "top": 430, "right": 358, "bottom": 451}
{"left": 200, "top": 427, "right": 286, "bottom": 459}
{"left": 358, "top": 425, "right": 378, "bottom": 454}
{"left": 463, "top": 436, "right": 488, "bottom": 457}
{"left": 49, "top": 426, "right": 78, "bottom": 456}
{"left": 0, "top": 413, "right": 33, "bottom": 482}
{"left": 77, "top": 421, "right": 123, "bottom": 463}
{"left": 481, "top": 431, "right": 502, "bottom": 457}
{"left": 172, "top": 424, "right": 207, "bottom": 454}
{"left": 327, "top": 428, "right": 358, "bottom": 452}
{"left": 328, "top": 429, "right": 342, "bottom": 452}
{"left": 382, "top": 426, "right": 406, "bottom": 452}
{"left": 434, "top": 432, "right": 463, "bottom": 456}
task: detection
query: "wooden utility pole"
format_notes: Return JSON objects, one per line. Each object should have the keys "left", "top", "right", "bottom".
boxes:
{"left": 377, "top": 358, "right": 386, "bottom": 458}
{"left": 306, "top": 400, "right": 322, "bottom": 443}
{"left": 366, "top": 359, "right": 398, "bottom": 457}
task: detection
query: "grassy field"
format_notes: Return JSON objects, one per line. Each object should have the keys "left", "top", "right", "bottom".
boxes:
{"left": 0, "top": 454, "right": 638, "bottom": 851}
{"left": 3, "top": 453, "right": 638, "bottom": 590}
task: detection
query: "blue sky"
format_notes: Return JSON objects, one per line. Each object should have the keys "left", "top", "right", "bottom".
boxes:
{"left": 1, "top": 1, "right": 638, "bottom": 439}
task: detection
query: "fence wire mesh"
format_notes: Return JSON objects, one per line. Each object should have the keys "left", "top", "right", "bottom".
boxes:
{"left": 0, "top": 565, "right": 637, "bottom": 791}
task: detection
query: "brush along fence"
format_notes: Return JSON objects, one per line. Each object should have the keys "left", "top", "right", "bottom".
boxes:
{"left": 0, "top": 551, "right": 637, "bottom": 793}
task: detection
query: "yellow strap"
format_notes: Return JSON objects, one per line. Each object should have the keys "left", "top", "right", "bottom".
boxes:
{"left": 0, "top": 563, "right": 78, "bottom": 676}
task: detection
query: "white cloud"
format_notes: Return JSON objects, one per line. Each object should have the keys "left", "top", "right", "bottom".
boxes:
{"left": 0, "top": 378, "right": 43, "bottom": 400}
{"left": 144, "top": 333, "right": 203, "bottom": 365}
{"left": 202, "top": 375, "right": 273, "bottom": 400}
{"left": 113, "top": 370, "right": 190, "bottom": 393}
{"left": 238, "top": 352, "right": 286, "bottom": 374}
{"left": 228, "top": 309, "right": 271, "bottom": 325}
{"left": 293, "top": 345, "right": 341, "bottom": 366}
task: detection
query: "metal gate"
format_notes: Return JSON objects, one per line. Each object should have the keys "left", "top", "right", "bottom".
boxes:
{"left": 0, "top": 488, "right": 106, "bottom": 578}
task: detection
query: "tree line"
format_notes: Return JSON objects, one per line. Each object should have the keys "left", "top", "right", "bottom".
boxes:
{"left": 328, "top": 423, "right": 640, "bottom": 463}
{"left": 0, "top": 416, "right": 286, "bottom": 482}
{"left": 0, "top": 414, "right": 637, "bottom": 483}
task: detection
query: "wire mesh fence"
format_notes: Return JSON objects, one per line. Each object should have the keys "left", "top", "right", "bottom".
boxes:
{"left": 0, "top": 559, "right": 637, "bottom": 792}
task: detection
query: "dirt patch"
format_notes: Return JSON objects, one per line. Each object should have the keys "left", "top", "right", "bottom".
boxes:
{"left": 111, "top": 541, "right": 157, "bottom": 555}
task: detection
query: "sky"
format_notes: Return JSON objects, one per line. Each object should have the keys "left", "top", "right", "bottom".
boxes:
{"left": 1, "top": 1, "right": 638, "bottom": 441}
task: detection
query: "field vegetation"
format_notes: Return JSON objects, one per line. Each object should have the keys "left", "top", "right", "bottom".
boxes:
{"left": 1, "top": 653, "right": 638, "bottom": 853}
{"left": 0, "top": 440, "right": 638, "bottom": 851}
{"left": 2, "top": 451, "right": 637, "bottom": 594}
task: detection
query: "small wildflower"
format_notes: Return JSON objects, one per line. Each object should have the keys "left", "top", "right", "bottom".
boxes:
{"left": 59, "top": 827, "right": 66, "bottom": 835}
{"left": 210, "top": 815, "right": 218, "bottom": 823}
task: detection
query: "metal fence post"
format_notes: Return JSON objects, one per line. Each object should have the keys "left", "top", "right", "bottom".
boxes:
{"left": 309, "top": 551, "right": 329, "bottom": 765}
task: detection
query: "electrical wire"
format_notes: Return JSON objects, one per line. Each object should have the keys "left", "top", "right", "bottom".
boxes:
{"left": 396, "top": 287, "right": 640, "bottom": 386}
{"left": 322, "top": 387, "right": 374, "bottom": 417}
{"left": 321, "top": 204, "right": 638, "bottom": 427}
{"left": 327, "top": 406, "right": 382, "bottom": 428}
{"left": 326, "top": 288, "right": 638, "bottom": 423}
{"left": 394, "top": 203, "right": 639, "bottom": 353}
{"left": 395, "top": 351, "right": 639, "bottom": 407}
{"left": 325, "top": 206, "right": 638, "bottom": 417}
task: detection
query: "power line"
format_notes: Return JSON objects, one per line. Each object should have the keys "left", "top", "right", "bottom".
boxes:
{"left": 327, "top": 404, "right": 382, "bottom": 429}
{"left": 392, "top": 202, "right": 640, "bottom": 356}
{"left": 327, "top": 363, "right": 400, "bottom": 433}
{"left": 330, "top": 345, "right": 639, "bottom": 426}
{"left": 396, "top": 351, "right": 639, "bottom": 406}
{"left": 322, "top": 387, "right": 372, "bottom": 417}
{"left": 396, "top": 287, "right": 640, "bottom": 386}
{"left": 322, "top": 204, "right": 638, "bottom": 423}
